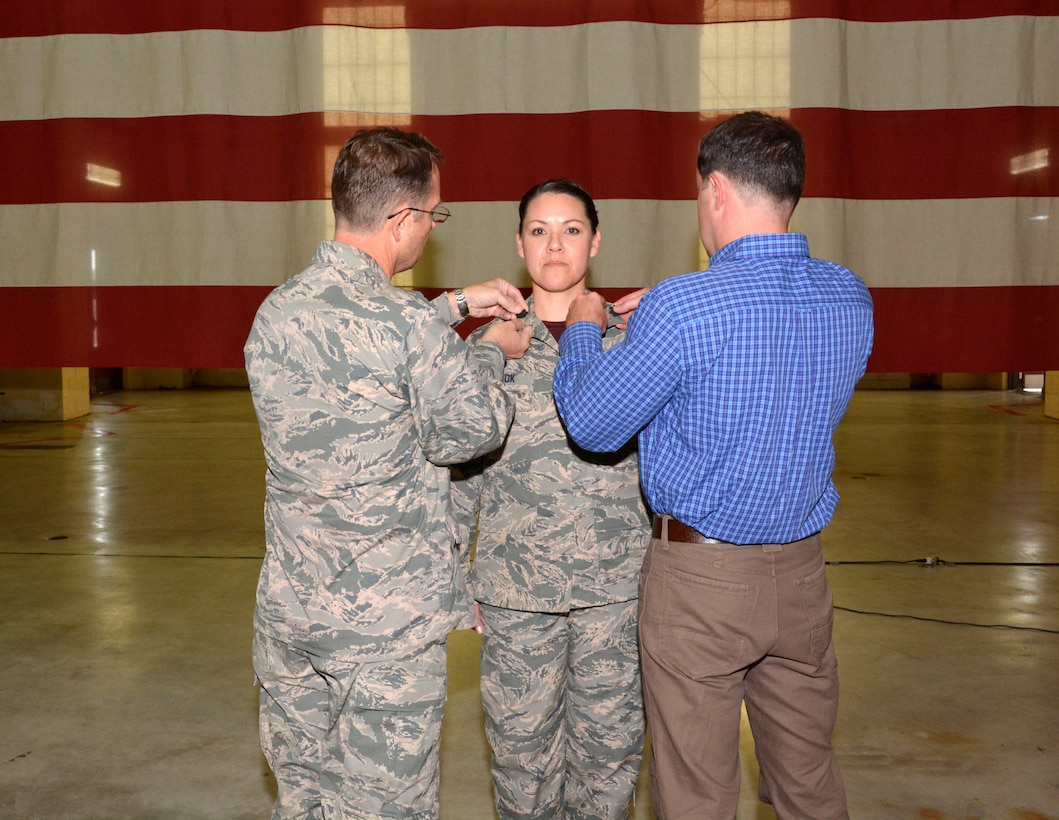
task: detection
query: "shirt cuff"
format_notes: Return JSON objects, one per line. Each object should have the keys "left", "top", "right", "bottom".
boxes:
{"left": 558, "top": 321, "right": 603, "bottom": 357}
{"left": 471, "top": 339, "right": 506, "bottom": 379}
{"left": 432, "top": 292, "right": 461, "bottom": 327}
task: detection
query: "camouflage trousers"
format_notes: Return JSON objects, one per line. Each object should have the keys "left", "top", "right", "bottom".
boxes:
{"left": 478, "top": 600, "right": 645, "bottom": 820}
{"left": 253, "top": 630, "right": 447, "bottom": 819}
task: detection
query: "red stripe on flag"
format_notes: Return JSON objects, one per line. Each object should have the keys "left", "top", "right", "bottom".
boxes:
{"left": 869, "top": 286, "right": 1059, "bottom": 373}
{"left": 3, "top": 108, "right": 1056, "bottom": 205}
{"left": 3, "top": 1, "right": 1046, "bottom": 37}
{"left": 1, "top": 284, "right": 1057, "bottom": 371}
{"left": 0, "top": 286, "right": 272, "bottom": 369}
{"left": 795, "top": 108, "right": 1059, "bottom": 201}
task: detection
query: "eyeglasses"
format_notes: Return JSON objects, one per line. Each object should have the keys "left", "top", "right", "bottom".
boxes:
{"left": 386, "top": 205, "right": 451, "bottom": 224}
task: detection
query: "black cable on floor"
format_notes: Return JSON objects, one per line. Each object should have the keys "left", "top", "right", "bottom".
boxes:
{"left": 834, "top": 605, "right": 1059, "bottom": 634}
{"left": 826, "top": 558, "right": 1059, "bottom": 567}
{"left": 939, "top": 561, "right": 1059, "bottom": 566}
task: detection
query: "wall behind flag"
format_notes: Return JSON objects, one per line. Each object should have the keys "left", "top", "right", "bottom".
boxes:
{"left": 1, "top": 1, "right": 1056, "bottom": 371}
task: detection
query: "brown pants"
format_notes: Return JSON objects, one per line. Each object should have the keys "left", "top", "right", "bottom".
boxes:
{"left": 638, "top": 521, "right": 847, "bottom": 819}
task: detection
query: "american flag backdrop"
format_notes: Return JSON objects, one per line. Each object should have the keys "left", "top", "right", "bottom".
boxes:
{"left": 1, "top": 1, "right": 1057, "bottom": 372}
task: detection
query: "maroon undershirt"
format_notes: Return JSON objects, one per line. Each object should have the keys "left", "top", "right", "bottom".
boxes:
{"left": 543, "top": 320, "right": 566, "bottom": 342}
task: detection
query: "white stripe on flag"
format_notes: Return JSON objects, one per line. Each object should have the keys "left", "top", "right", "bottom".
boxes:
{"left": 794, "top": 197, "right": 1059, "bottom": 288}
{"left": 5, "top": 197, "right": 1056, "bottom": 289}
{"left": 3, "top": 17, "right": 1057, "bottom": 121}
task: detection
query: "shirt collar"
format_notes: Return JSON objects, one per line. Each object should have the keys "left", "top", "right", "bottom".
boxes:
{"left": 709, "top": 233, "right": 809, "bottom": 266}
{"left": 315, "top": 240, "right": 389, "bottom": 284}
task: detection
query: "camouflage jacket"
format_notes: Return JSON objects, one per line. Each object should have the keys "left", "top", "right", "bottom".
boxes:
{"left": 244, "top": 241, "right": 514, "bottom": 662}
{"left": 453, "top": 298, "right": 650, "bottom": 612}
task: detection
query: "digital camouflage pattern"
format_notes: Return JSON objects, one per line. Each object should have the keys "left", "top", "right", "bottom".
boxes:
{"left": 245, "top": 240, "right": 515, "bottom": 664}
{"left": 453, "top": 298, "right": 650, "bottom": 820}
{"left": 255, "top": 630, "right": 447, "bottom": 819}
{"left": 453, "top": 299, "right": 651, "bottom": 612}
{"left": 479, "top": 601, "right": 644, "bottom": 820}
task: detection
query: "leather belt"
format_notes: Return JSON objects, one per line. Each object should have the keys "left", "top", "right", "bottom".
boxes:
{"left": 651, "top": 515, "right": 722, "bottom": 544}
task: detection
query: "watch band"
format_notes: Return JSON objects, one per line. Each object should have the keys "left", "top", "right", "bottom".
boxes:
{"left": 454, "top": 288, "right": 470, "bottom": 319}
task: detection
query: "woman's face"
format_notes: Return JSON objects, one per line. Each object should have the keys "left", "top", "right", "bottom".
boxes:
{"left": 516, "top": 192, "right": 600, "bottom": 294}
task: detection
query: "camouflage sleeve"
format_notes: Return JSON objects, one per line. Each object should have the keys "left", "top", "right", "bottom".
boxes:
{"left": 449, "top": 320, "right": 504, "bottom": 578}
{"left": 450, "top": 459, "right": 484, "bottom": 577}
{"left": 468, "top": 339, "right": 506, "bottom": 377}
{"left": 402, "top": 308, "right": 514, "bottom": 466}
{"left": 430, "top": 291, "right": 460, "bottom": 328}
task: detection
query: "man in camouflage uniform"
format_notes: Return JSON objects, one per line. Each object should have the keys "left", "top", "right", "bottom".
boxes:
{"left": 453, "top": 179, "right": 650, "bottom": 820}
{"left": 244, "top": 127, "right": 532, "bottom": 819}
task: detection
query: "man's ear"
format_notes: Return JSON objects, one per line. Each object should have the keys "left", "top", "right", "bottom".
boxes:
{"left": 707, "top": 173, "right": 723, "bottom": 208}
{"left": 698, "top": 172, "right": 721, "bottom": 210}
{"left": 389, "top": 208, "right": 410, "bottom": 241}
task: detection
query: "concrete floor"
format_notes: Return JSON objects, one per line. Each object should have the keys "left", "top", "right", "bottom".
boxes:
{"left": 0, "top": 387, "right": 1056, "bottom": 819}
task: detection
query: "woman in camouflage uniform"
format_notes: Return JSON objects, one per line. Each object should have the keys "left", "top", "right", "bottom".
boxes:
{"left": 453, "top": 179, "right": 650, "bottom": 820}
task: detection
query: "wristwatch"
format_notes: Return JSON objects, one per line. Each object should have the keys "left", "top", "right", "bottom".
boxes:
{"left": 454, "top": 288, "right": 470, "bottom": 319}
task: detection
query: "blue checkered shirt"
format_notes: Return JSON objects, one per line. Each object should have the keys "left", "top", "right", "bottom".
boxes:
{"left": 554, "top": 233, "right": 874, "bottom": 545}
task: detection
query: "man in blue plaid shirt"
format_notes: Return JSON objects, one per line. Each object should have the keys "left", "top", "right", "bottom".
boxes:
{"left": 552, "top": 111, "right": 874, "bottom": 819}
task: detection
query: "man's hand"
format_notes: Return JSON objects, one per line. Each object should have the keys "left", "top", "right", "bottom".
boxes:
{"left": 611, "top": 286, "right": 649, "bottom": 329}
{"left": 565, "top": 291, "right": 607, "bottom": 332}
{"left": 481, "top": 318, "right": 533, "bottom": 359}
{"left": 455, "top": 278, "right": 529, "bottom": 320}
